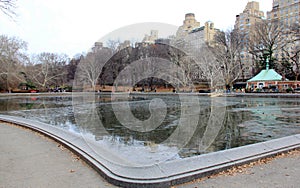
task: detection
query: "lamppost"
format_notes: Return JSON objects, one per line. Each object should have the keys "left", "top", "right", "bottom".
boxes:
{"left": 262, "top": 49, "right": 271, "bottom": 69}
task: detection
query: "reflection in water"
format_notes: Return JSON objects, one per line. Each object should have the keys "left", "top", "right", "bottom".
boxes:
{"left": 1, "top": 95, "right": 300, "bottom": 164}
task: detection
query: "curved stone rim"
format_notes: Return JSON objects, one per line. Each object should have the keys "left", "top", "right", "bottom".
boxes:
{"left": 0, "top": 115, "right": 299, "bottom": 188}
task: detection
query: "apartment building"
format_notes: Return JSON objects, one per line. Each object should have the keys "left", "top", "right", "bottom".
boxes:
{"left": 234, "top": 1, "right": 265, "bottom": 79}
{"left": 267, "top": 0, "right": 300, "bottom": 66}
{"left": 267, "top": 0, "right": 300, "bottom": 26}
{"left": 174, "top": 13, "right": 218, "bottom": 55}
{"left": 176, "top": 13, "right": 200, "bottom": 39}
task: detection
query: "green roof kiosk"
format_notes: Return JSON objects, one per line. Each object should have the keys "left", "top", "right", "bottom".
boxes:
{"left": 247, "top": 58, "right": 285, "bottom": 91}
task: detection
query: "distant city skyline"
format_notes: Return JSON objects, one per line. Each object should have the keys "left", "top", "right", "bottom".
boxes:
{"left": 0, "top": 0, "right": 273, "bottom": 57}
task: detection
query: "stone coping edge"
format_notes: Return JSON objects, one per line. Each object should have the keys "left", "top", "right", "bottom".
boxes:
{"left": 0, "top": 115, "right": 299, "bottom": 188}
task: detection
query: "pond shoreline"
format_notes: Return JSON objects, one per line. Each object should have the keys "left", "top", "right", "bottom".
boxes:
{"left": 1, "top": 91, "right": 300, "bottom": 98}
{"left": 0, "top": 115, "right": 299, "bottom": 188}
{"left": 1, "top": 93, "right": 300, "bottom": 187}
{"left": 226, "top": 92, "right": 300, "bottom": 98}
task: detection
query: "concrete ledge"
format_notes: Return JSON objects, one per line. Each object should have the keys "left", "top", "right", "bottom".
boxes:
{"left": 226, "top": 93, "right": 300, "bottom": 98}
{"left": 2, "top": 92, "right": 300, "bottom": 98}
{"left": 0, "top": 115, "right": 299, "bottom": 188}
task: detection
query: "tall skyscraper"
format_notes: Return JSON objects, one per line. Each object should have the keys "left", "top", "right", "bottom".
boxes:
{"left": 234, "top": 1, "right": 265, "bottom": 79}
{"left": 176, "top": 13, "right": 200, "bottom": 39}
{"left": 267, "top": 0, "right": 300, "bottom": 26}
{"left": 267, "top": 0, "right": 300, "bottom": 72}
{"left": 142, "top": 30, "right": 159, "bottom": 44}
{"left": 174, "top": 13, "right": 218, "bottom": 52}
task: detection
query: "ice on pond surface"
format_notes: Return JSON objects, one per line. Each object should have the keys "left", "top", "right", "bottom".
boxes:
{"left": 1, "top": 94, "right": 300, "bottom": 165}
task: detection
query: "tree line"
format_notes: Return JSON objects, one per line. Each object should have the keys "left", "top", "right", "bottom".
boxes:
{"left": 0, "top": 35, "right": 81, "bottom": 92}
{"left": 1, "top": 19, "right": 299, "bottom": 92}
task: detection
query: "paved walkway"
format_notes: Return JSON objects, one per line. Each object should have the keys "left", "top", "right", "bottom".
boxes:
{"left": 1, "top": 121, "right": 299, "bottom": 188}
{"left": 0, "top": 122, "right": 117, "bottom": 188}
{"left": 176, "top": 150, "right": 300, "bottom": 188}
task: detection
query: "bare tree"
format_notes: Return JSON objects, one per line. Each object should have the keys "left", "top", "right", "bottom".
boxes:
{"left": 96, "top": 42, "right": 191, "bottom": 91}
{"left": 0, "top": 0, "right": 17, "bottom": 19}
{"left": 210, "top": 29, "right": 244, "bottom": 88}
{"left": 29, "top": 52, "right": 69, "bottom": 90}
{"left": 281, "top": 45, "right": 300, "bottom": 80}
{"left": 66, "top": 54, "right": 82, "bottom": 85}
{"left": 195, "top": 46, "right": 224, "bottom": 91}
{"left": 282, "top": 23, "right": 300, "bottom": 80}
{"left": 76, "top": 48, "right": 112, "bottom": 91}
{"left": 296, "top": 53, "right": 300, "bottom": 81}
{"left": 106, "top": 39, "right": 121, "bottom": 53}
{"left": 247, "top": 20, "right": 289, "bottom": 70}
{"left": 0, "top": 35, "right": 28, "bottom": 92}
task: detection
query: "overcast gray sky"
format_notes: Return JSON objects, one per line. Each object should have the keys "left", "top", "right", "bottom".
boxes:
{"left": 0, "top": 0, "right": 273, "bottom": 57}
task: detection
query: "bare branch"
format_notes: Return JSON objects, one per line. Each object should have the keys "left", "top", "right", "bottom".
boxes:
{"left": 210, "top": 29, "right": 245, "bottom": 87}
{"left": 0, "top": 0, "right": 17, "bottom": 19}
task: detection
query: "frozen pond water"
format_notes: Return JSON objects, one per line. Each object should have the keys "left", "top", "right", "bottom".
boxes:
{"left": 1, "top": 94, "right": 300, "bottom": 165}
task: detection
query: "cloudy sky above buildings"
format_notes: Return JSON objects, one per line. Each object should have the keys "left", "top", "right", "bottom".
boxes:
{"left": 0, "top": 0, "right": 273, "bottom": 57}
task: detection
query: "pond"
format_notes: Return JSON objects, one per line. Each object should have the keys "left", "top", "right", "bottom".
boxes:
{"left": 1, "top": 94, "right": 300, "bottom": 165}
